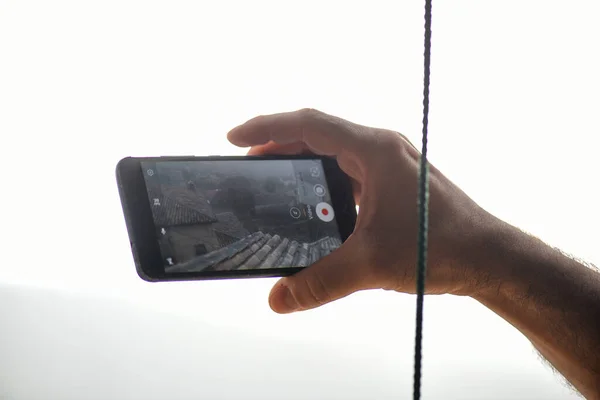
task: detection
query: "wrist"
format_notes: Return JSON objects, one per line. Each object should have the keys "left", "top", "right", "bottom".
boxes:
{"left": 463, "top": 217, "right": 572, "bottom": 305}
{"left": 456, "top": 216, "right": 530, "bottom": 300}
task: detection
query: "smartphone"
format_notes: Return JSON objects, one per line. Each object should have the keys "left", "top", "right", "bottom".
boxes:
{"left": 116, "top": 155, "right": 357, "bottom": 281}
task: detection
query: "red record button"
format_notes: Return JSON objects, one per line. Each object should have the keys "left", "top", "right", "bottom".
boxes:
{"left": 316, "top": 202, "right": 334, "bottom": 222}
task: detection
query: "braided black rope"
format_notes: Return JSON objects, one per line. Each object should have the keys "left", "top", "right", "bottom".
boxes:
{"left": 412, "top": 0, "right": 432, "bottom": 399}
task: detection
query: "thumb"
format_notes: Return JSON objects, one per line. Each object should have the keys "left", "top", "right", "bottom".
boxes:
{"left": 268, "top": 236, "right": 372, "bottom": 313}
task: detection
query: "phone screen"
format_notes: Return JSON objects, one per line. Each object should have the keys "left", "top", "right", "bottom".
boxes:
{"left": 140, "top": 159, "right": 342, "bottom": 273}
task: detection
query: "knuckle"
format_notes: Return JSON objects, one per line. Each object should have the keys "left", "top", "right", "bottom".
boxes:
{"left": 364, "top": 129, "right": 414, "bottom": 166}
{"left": 298, "top": 107, "right": 322, "bottom": 120}
{"left": 374, "top": 129, "right": 403, "bottom": 151}
{"left": 294, "top": 272, "right": 333, "bottom": 308}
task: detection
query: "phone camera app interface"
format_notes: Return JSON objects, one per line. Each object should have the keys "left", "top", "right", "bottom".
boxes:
{"left": 141, "top": 160, "right": 342, "bottom": 273}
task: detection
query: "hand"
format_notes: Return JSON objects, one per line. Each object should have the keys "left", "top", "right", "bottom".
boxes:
{"left": 227, "top": 109, "right": 495, "bottom": 313}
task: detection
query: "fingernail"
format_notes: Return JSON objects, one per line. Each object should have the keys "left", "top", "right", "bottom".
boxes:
{"left": 272, "top": 284, "right": 298, "bottom": 313}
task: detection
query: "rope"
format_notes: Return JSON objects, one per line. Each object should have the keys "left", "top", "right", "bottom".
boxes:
{"left": 412, "top": 0, "right": 432, "bottom": 398}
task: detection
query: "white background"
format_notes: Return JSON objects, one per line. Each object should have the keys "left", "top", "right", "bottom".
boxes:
{"left": 1, "top": 1, "right": 598, "bottom": 399}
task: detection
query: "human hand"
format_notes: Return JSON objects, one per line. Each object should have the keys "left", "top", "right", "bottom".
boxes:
{"left": 227, "top": 109, "right": 495, "bottom": 313}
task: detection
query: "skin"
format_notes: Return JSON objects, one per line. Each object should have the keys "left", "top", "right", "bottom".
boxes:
{"left": 227, "top": 108, "right": 600, "bottom": 399}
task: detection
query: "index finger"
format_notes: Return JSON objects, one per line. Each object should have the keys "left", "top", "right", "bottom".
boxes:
{"left": 227, "top": 108, "right": 368, "bottom": 157}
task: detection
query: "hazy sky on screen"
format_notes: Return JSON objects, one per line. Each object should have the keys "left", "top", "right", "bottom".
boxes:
{"left": 0, "top": 0, "right": 599, "bottom": 399}
{"left": 155, "top": 160, "right": 298, "bottom": 181}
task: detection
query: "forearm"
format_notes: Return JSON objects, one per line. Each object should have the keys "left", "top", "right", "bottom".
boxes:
{"left": 470, "top": 220, "right": 600, "bottom": 398}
